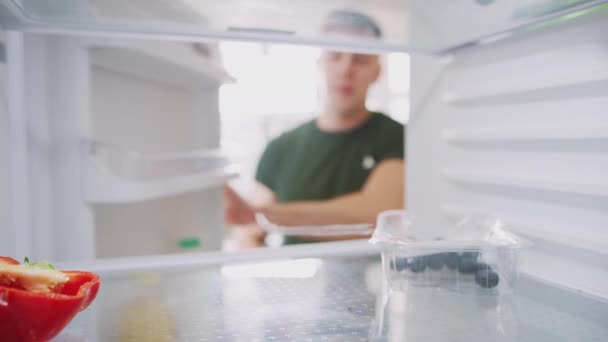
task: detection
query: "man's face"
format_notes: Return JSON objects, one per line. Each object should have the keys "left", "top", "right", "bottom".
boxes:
{"left": 320, "top": 51, "right": 381, "bottom": 117}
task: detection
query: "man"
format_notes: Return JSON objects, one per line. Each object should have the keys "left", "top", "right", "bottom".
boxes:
{"left": 225, "top": 10, "right": 405, "bottom": 247}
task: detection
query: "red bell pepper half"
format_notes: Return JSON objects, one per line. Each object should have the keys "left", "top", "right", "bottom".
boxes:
{"left": 0, "top": 256, "right": 100, "bottom": 342}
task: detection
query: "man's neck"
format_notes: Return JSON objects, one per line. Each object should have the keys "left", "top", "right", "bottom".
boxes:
{"left": 317, "top": 107, "right": 372, "bottom": 133}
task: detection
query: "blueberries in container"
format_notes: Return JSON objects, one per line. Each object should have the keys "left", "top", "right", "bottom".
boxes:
{"left": 408, "top": 256, "right": 427, "bottom": 273}
{"left": 444, "top": 252, "right": 459, "bottom": 270}
{"left": 475, "top": 268, "right": 500, "bottom": 288}
{"left": 457, "top": 256, "right": 478, "bottom": 274}
{"left": 427, "top": 253, "right": 445, "bottom": 270}
{"left": 390, "top": 257, "right": 408, "bottom": 272}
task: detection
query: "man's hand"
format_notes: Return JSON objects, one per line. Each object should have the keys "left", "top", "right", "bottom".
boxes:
{"left": 224, "top": 183, "right": 277, "bottom": 249}
{"left": 223, "top": 185, "right": 256, "bottom": 225}
{"left": 234, "top": 224, "right": 267, "bottom": 249}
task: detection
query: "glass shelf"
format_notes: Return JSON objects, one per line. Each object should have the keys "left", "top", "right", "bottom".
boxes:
{"left": 53, "top": 243, "right": 608, "bottom": 341}
{"left": 4, "top": 0, "right": 608, "bottom": 54}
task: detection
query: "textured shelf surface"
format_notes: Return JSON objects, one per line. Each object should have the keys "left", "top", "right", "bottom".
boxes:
{"left": 52, "top": 249, "right": 608, "bottom": 341}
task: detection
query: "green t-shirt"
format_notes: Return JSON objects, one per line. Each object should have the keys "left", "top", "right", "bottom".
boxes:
{"left": 256, "top": 111, "right": 405, "bottom": 205}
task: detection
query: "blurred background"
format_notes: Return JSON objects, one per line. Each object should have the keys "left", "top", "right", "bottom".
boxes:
{"left": 219, "top": 42, "right": 410, "bottom": 195}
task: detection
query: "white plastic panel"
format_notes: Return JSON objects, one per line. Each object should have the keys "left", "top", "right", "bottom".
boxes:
{"left": 90, "top": 62, "right": 221, "bottom": 153}
{"left": 94, "top": 190, "right": 224, "bottom": 258}
{"left": 409, "top": 9, "right": 608, "bottom": 300}
{"left": 2, "top": 0, "right": 608, "bottom": 54}
{"left": 0, "top": 31, "right": 13, "bottom": 256}
{"left": 5, "top": 31, "right": 34, "bottom": 258}
{"left": 22, "top": 34, "right": 96, "bottom": 261}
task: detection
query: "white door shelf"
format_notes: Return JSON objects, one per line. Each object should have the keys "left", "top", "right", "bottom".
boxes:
{"left": 82, "top": 140, "right": 239, "bottom": 204}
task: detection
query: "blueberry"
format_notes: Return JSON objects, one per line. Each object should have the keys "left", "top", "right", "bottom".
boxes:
{"left": 408, "top": 257, "right": 426, "bottom": 273}
{"left": 427, "top": 253, "right": 444, "bottom": 270}
{"left": 475, "top": 268, "right": 499, "bottom": 288}
{"left": 476, "top": 0, "right": 495, "bottom": 6}
{"left": 390, "top": 257, "right": 408, "bottom": 272}
{"left": 457, "top": 256, "right": 478, "bottom": 274}
{"left": 461, "top": 251, "right": 479, "bottom": 259}
{"left": 475, "top": 263, "right": 491, "bottom": 272}
{"left": 444, "top": 252, "right": 459, "bottom": 270}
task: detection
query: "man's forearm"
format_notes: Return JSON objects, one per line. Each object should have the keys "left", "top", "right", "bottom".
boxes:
{"left": 261, "top": 191, "right": 402, "bottom": 226}
{"left": 261, "top": 160, "right": 405, "bottom": 227}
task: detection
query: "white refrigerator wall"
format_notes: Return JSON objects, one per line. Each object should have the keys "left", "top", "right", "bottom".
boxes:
{"left": 91, "top": 68, "right": 218, "bottom": 153}
{"left": 0, "top": 32, "right": 13, "bottom": 256}
{"left": 409, "top": 12, "right": 608, "bottom": 300}
{"left": 0, "top": 70, "right": 11, "bottom": 254}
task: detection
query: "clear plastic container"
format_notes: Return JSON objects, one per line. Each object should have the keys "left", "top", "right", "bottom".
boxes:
{"left": 255, "top": 213, "right": 373, "bottom": 237}
{"left": 369, "top": 210, "right": 528, "bottom": 341}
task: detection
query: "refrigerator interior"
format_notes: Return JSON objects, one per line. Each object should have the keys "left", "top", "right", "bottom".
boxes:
{"left": 0, "top": 0, "right": 608, "bottom": 339}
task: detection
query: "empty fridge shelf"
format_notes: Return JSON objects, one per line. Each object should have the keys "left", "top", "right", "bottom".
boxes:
{"left": 82, "top": 140, "right": 238, "bottom": 203}
{"left": 52, "top": 244, "right": 608, "bottom": 341}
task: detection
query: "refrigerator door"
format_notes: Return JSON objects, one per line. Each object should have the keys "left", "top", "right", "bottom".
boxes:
{"left": 1, "top": 0, "right": 607, "bottom": 54}
{"left": 408, "top": 7, "right": 608, "bottom": 302}
{"left": 3, "top": 32, "right": 232, "bottom": 261}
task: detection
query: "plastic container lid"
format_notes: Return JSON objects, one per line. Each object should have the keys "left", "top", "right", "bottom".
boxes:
{"left": 369, "top": 210, "right": 529, "bottom": 251}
